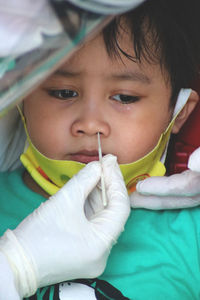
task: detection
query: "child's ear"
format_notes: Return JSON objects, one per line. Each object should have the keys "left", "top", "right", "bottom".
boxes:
{"left": 172, "top": 90, "right": 199, "bottom": 134}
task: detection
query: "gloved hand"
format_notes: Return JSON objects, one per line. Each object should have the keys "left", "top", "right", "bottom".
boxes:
{"left": 0, "top": 154, "right": 130, "bottom": 299}
{"left": 130, "top": 147, "right": 200, "bottom": 210}
{"left": 0, "top": 252, "right": 20, "bottom": 300}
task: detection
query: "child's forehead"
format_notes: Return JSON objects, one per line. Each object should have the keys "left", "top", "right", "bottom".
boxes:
{"left": 53, "top": 52, "right": 166, "bottom": 89}
{"left": 45, "top": 23, "right": 169, "bottom": 88}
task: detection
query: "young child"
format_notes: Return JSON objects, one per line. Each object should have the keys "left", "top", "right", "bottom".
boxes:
{"left": 1, "top": 0, "right": 200, "bottom": 299}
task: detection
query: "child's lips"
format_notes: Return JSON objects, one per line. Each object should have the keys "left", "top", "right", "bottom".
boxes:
{"left": 69, "top": 150, "right": 101, "bottom": 164}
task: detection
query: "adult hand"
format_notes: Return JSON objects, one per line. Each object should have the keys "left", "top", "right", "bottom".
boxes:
{"left": 130, "top": 147, "right": 200, "bottom": 210}
{"left": 0, "top": 253, "right": 20, "bottom": 300}
{"left": 0, "top": 154, "right": 130, "bottom": 299}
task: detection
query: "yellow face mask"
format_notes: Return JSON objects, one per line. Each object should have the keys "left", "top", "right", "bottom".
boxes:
{"left": 20, "top": 89, "right": 191, "bottom": 195}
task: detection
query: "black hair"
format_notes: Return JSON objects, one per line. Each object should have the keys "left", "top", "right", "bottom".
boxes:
{"left": 103, "top": 0, "right": 200, "bottom": 106}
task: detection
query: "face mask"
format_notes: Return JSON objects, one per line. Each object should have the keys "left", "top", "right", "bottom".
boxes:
{"left": 20, "top": 88, "right": 191, "bottom": 195}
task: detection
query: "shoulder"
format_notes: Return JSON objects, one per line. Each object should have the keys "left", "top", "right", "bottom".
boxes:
{"left": 0, "top": 168, "right": 45, "bottom": 235}
{"left": 0, "top": 167, "right": 24, "bottom": 190}
{"left": 127, "top": 208, "right": 200, "bottom": 244}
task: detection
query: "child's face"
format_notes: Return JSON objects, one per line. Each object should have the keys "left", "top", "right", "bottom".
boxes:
{"left": 24, "top": 31, "right": 173, "bottom": 164}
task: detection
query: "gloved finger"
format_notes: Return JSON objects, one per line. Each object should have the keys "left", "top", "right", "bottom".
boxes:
{"left": 52, "top": 160, "right": 101, "bottom": 207}
{"left": 188, "top": 147, "right": 200, "bottom": 172}
{"left": 27, "top": 161, "right": 102, "bottom": 229}
{"left": 130, "top": 191, "right": 200, "bottom": 210}
{"left": 103, "top": 154, "right": 130, "bottom": 212}
{"left": 91, "top": 154, "right": 130, "bottom": 245}
{"left": 136, "top": 170, "right": 200, "bottom": 196}
{"left": 85, "top": 186, "right": 104, "bottom": 219}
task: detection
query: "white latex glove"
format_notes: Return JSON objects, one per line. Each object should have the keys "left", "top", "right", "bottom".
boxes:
{"left": 0, "top": 154, "right": 130, "bottom": 299}
{"left": 0, "top": 253, "right": 20, "bottom": 300}
{"left": 130, "top": 147, "right": 200, "bottom": 210}
{"left": 0, "top": 106, "right": 26, "bottom": 171}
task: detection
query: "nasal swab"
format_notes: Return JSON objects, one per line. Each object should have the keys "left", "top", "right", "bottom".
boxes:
{"left": 97, "top": 132, "right": 107, "bottom": 207}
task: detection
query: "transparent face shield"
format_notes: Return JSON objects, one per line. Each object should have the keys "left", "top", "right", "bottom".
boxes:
{"left": 0, "top": 0, "right": 145, "bottom": 116}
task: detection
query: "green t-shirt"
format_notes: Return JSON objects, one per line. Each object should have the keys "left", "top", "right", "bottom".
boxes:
{"left": 0, "top": 168, "right": 200, "bottom": 300}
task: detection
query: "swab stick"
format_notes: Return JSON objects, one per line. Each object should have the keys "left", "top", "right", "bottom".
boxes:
{"left": 97, "top": 132, "right": 107, "bottom": 207}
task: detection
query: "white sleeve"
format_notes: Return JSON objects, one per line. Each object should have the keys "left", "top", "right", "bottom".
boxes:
{"left": 0, "top": 107, "right": 26, "bottom": 171}
{"left": 0, "top": 252, "right": 21, "bottom": 300}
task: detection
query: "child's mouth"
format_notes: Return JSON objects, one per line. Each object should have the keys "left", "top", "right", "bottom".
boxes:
{"left": 69, "top": 150, "right": 101, "bottom": 164}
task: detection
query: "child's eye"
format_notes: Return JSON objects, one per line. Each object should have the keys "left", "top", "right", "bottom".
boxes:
{"left": 112, "top": 94, "right": 140, "bottom": 104}
{"left": 48, "top": 89, "right": 78, "bottom": 100}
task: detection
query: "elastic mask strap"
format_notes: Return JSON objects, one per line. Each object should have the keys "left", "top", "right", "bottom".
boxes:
{"left": 172, "top": 88, "right": 192, "bottom": 121}
{"left": 160, "top": 88, "right": 192, "bottom": 163}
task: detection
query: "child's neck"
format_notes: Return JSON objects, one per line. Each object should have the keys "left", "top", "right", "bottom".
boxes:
{"left": 23, "top": 170, "right": 49, "bottom": 199}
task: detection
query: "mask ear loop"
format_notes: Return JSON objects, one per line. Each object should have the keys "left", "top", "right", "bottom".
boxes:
{"left": 16, "top": 104, "right": 28, "bottom": 151}
{"left": 97, "top": 132, "right": 107, "bottom": 207}
{"left": 160, "top": 88, "right": 192, "bottom": 163}
{"left": 17, "top": 104, "right": 25, "bottom": 122}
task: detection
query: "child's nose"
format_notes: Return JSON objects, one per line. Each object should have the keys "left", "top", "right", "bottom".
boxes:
{"left": 71, "top": 113, "right": 110, "bottom": 137}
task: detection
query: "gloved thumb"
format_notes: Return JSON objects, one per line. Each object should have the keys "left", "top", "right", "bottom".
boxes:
{"left": 90, "top": 154, "right": 130, "bottom": 246}
{"left": 52, "top": 160, "right": 102, "bottom": 209}
{"left": 188, "top": 147, "right": 200, "bottom": 172}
